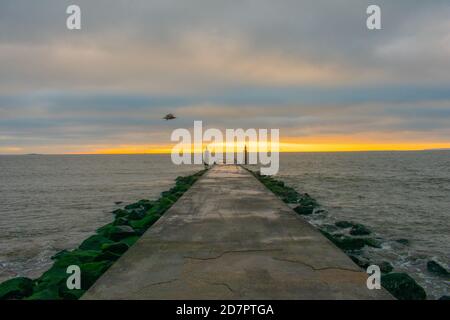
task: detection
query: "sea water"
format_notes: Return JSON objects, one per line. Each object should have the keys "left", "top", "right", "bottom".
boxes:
{"left": 0, "top": 152, "right": 448, "bottom": 298}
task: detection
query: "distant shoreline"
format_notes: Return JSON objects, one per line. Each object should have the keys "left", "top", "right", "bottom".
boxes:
{"left": 1, "top": 149, "right": 450, "bottom": 156}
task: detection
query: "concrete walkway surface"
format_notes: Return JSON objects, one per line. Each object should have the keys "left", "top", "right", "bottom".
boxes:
{"left": 83, "top": 165, "right": 392, "bottom": 300}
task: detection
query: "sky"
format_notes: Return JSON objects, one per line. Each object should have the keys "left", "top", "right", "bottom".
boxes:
{"left": 1, "top": 0, "right": 450, "bottom": 154}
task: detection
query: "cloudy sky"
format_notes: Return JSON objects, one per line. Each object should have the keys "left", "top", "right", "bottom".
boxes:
{"left": 1, "top": 0, "right": 450, "bottom": 154}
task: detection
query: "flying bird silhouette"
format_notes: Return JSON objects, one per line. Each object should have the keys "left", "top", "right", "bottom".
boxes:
{"left": 163, "top": 113, "right": 176, "bottom": 121}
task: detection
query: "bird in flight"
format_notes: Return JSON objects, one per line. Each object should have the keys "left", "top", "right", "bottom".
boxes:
{"left": 163, "top": 113, "right": 176, "bottom": 121}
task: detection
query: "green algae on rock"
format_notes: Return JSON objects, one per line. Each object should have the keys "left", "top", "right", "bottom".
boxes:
{"left": 101, "top": 242, "right": 129, "bottom": 255}
{"left": 249, "top": 171, "right": 319, "bottom": 211}
{"left": 349, "top": 224, "right": 372, "bottom": 236}
{"left": 335, "top": 221, "right": 372, "bottom": 236}
{"left": 293, "top": 205, "right": 314, "bottom": 215}
{"left": 252, "top": 172, "right": 304, "bottom": 204}
{"left": 320, "top": 230, "right": 366, "bottom": 251}
{"left": 320, "top": 230, "right": 381, "bottom": 251}
{"left": 335, "top": 221, "right": 354, "bottom": 229}
{"left": 79, "top": 235, "right": 114, "bottom": 251}
{"left": 381, "top": 273, "right": 427, "bottom": 300}
{"left": 379, "top": 261, "right": 394, "bottom": 274}
{"left": 349, "top": 256, "right": 393, "bottom": 274}
{"left": 427, "top": 260, "right": 449, "bottom": 277}
{"left": 349, "top": 255, "right": 371, "bottom": 269}
{"left": 0, "top": 277, "right": 33, "bottom": 300}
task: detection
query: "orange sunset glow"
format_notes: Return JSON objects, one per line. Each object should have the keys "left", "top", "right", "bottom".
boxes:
{"left": 82, "top": 140, "right": 450, "bottom": 155}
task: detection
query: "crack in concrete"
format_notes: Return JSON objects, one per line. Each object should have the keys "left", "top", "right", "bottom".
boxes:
{"left": 184, "top": 248, "right": 283, "bottom": 261}
{"left": 134, "top": 278, "right": 179, "bottom": 293}
{"left": 272, "top": 257, "right": 360, "bottom": 273}
{"left": 208, "top": 282, "right": 235, "bottom": 293}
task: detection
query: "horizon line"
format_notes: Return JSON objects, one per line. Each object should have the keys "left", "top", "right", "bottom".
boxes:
{"left": 2, "top": 149, "right": 450, "bottom": 156}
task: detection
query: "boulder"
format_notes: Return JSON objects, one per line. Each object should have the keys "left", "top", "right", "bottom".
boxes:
{"left": 320, "top": 231, "right": 366, "bottom": 251}
{"left": 363, "top": 238, "right": 382, "bottom": 249}
{"left": 129, "top": 214, "right": 160, "bottom": 231}
{"left": 113, "top": 217, "right": 129, "bottom": 226}
{"left": 97, "top": 225, "right": 137, "bottom": 241}
{"left": 125, "top": 199, "right": 153, "bottom": 211}
{"left": 51, "top": 249, "right": 70, "bottom": 260}
{"left": 106, "top": 226, "right": 137, "bottom": 241}
{"left": 25, "top": 287, "right": 61, "bottom": 300}
{"left": 120, "top": 235, "right": 140, "bottom": 247}
{"left": 337, "top": 237, "right": 367, "bottom": 251}
{"left": 53, "top": 250, "right": 101, "bottom": 266}
{"left": 321, "top": 230, "right": 381, "bottom": 251}
{"left": 59, "top": 287, "right": 84, "bottom": 300}
{"left": 128, "top": 209, "right": 146, "bottom": 220}
{"left": 34, "top": 265, "right": 68, "bottom": 289}
{"left": 348, "top": 257, "right": 392, "bottom": 273}
{"left": 173, "top": 183, "right": 189, "bottom": 193}
{"left": 264, "top": 180, "right": 301, "bottom": 204}
{"left": 33, "top": 248, "right": 104, "bottom": 293}
{"left": 350, "top": 224, "right": 372, "bottom": 236}
{"left": 381, "top": 273, "right": 426, "bottom": 300}
{"left": 96, "top": 223, "right": 115, "bottom": 236}
{"left": 427, "top": 260, "right": 449, "bottom": 277}
{"left": 293, "top": 205, "right": 314, "bottom": 215}
{"left": 349, "top": 255, "right": 370, "bottom": 270}
{"left": 112, "top": 209, "right": 128, "bottom": 218}
{"left": 439, "top": 295, "right": 450, "bottom": 300}
{"left": 157, "top": 197, "right": 175, "bottom": 211}
{"left": 298, "top": 193, "right": 318, "bottom": 207}
{"left": 0, "top": 277, "right": 34, "bottom": 300}
{"left": 283, "top": 192, "right": 300, "bottom": 204}
{"left": 335, "top": 221, "right": 354, "bottom": 229}
{"left": 80, "top": 261, "right": 112, "bottom": 289}
{"left": 166, "top": 194, "right": 179, "bottom": 203}
{"left": 94, "top": 251, "right": 122, "bottom": 262}
{"left": 161, "top": 191, "right": 173, "bottom": 198}
{"left": 101, "top": 242, "right": 129, "bottom": 255}
{"left": 379, "top": 261, "right": 394, "bottom": 274}
{"left": 79, "top": 235, "right": 114, "bottom": 251}
{"left": 176, "top": 175, "right": 197, "bottom": 186}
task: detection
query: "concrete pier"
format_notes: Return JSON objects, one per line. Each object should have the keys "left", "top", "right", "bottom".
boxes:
{"left": 83, "top": 165, "right": 392, "bottom": 299}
